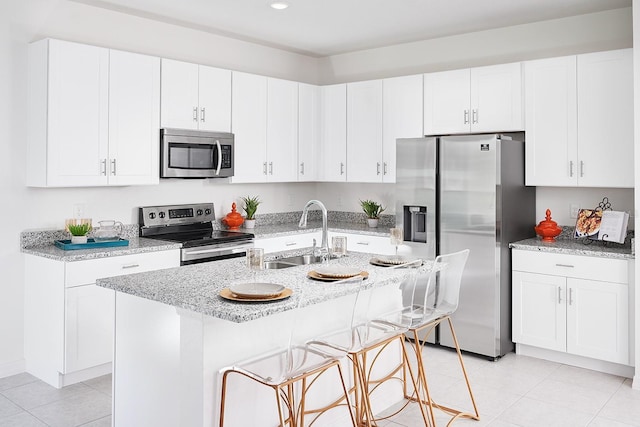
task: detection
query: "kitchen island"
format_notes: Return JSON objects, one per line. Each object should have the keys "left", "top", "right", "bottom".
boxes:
{"left": 97, "top": 250, "right": 431, "bottom": 427}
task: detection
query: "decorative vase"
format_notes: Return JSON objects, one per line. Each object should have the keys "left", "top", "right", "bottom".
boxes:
{"left": 71, "top": 235, "right": 88, "bottom": 244}
{"left": 244, "top": 219, "right": 256, "bottom": 229}
{"left": 367, "top": 218, "right": 379, "bottom": 228}
{"left": 534, "top": 209, "right": 562, "bottom": 242}
{"left": 222, "top": 202, "right": 244, "bottom": 230}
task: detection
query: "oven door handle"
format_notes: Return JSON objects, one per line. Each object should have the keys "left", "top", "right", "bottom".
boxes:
{"left": 215, "top": 139, "right": 222, "bottom": 176}
{"left": 185, "top": 241, "right": 254, "bottom": 256}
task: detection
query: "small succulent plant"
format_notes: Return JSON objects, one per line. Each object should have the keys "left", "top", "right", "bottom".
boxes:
{"left": 241, "top": 196, "right": 261, "bottom": 220}
{"left": 360, "top": 199, "right": 385, "bottom": 219}
{"left": 67, "top": 223, "right": 92, "bottom": 236}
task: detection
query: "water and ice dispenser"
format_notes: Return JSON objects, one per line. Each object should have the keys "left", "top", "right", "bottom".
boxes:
{"left": 403, "top": 205, "right": 427, "bottom": 243}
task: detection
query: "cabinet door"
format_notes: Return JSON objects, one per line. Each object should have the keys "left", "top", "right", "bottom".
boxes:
{"left": 524, "top": 56, "right": 578, "bottom": 186}
{"left": 298, "top": 83, "right": 319, "bottom": 181}
{"left": 344, "top": 233, "right": 395, "bottom": 255}
{"left": 382, "top": 75, "right": 423, "bottom": 183}
{"left": 577, "top": 49, "right": 633, "bottom": 188}
{"left": 512, "top": 271, "right": 566, "bottom": 352}
{"left": 424, "top": 69, "right": 470, "bottom": 135}
{"left": 319, "top": 84, "right": 347, "bottom": 181}
{"left": 346, "top": 80, "right": 383, "bottom": 182}
{"left": 267, "top": 78, "right": 298, "bottom": 182}
{"left": 231, "top": 72, "right": 268, "bottom": 183}
{"left": 160, "top": 58, "right": 199, "bottom": 130}
{"left": 108, "top": 50, "right": 160, "bottom": 186}
{"left": 47, "top": 39, "right": 109, "bottom": 186}
{"left": 256, "top": 232, "right": 321, "bottom": 254}
{"left": 471, "top": 62, "right": 523, "bottom": 132}
{"left": 197, "top": 65, "right": 232, "bottom": 132}
{"left": 64, "top": 284, "right": 115, "bottom": 373}
{"left": 566, "top": 278, "right": 629, "bottom": 364}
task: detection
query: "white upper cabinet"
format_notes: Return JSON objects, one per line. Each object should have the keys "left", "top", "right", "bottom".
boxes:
{"left": 231, "top": 73, "right": 298, "bottom": 183}
{"left": 231, "top": 71, "right": 268, "bottom": 183}
{"left": 267, "top": 78, "right": 299, "bottom": 182}
{"left": 160, "top": 59, "right": 231, "bottom": 132}
{"left": 319, "top": 84, "right": 347, "bottom": 182}
{"left": 524, "top": 49, "right": 633, "bottom": 187}
{"left": 382, "top": 74, "right": 424, "bottom": 183}
{"left": 27, "top": 39, "right": 160, "bottom": 187}
{"left": 524, "top": 56, "right": 578, "bottom": 186}
{"left": 576, "top": 49, "right": 633, "bottom": 188}
{"left": 298, "top": 83, "right": 319, "bottom": 181}
{"left": 108, "top": 50, "right": 160, "bottom": 186}
{"left": 346, "top": 80, "right": 384, "bottom": 182}
{"left": 424, "top": 62, "right": 523, "bottom": 135}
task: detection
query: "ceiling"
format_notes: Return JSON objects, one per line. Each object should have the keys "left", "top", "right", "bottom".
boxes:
{"left": 72, "top": 0, "right": 631, "bottom": 57}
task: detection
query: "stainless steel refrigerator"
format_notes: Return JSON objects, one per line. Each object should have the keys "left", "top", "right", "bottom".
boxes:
{"left": 396, "top": 133, "right": 536, "bottom": 359}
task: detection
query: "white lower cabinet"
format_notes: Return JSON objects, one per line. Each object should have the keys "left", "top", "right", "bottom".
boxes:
{"left": 24, "top": 249, "right": 180, "bottom": 388}
{"left": 340, "top": 233, "right": 395, "bottom": 256}
{"left": 512, "top": 250, "right": 630, "bottom": 366}
{"left": 256, "top": 232, "right": 322, "bottom": 254}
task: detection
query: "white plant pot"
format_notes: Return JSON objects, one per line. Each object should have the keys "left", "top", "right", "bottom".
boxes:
{"left": 71, "top": 235, "right": 88, "bottom": 244}
{"left": 244, "top": 219, "right": 256, "bottom": 229}
{"left": 367, "top": 218, "right": 379, "bottom": 228}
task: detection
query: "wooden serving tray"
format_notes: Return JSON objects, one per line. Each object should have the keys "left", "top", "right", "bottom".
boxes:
{"left": 219, "top": 288, "right": 293, "bottom": 302}
{"left": 307, "top": 270, "right": 369, "bottom": 282}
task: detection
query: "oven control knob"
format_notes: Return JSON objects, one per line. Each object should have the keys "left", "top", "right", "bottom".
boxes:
{"left": 148, "top": 212, "right": 156, "bottom": 219}
{"left": 197, "top": 209, "right": 203, "bottom": 216}
{"left": 205, "top": 208, "right": 212, "bottom": 215}
{"left": 158, "top": 211, "right": 166, "bottom": 219}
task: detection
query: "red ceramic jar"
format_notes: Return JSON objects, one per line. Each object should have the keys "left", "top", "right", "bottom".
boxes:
{"left": 534, "top": 209, "right": 562, "bottom": 242}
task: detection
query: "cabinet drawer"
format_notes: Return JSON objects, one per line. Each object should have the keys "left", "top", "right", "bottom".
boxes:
{"left": 256, "top": 232, "right": 321, "bottom": 254}
{"left": 65, "top": 250, "right": 180, "bottom": 287}
{"left": 343, "top": 233, "right": 394, "bottom": 255}
{"left": 512, "top": 250, "right": 628, "bottom": 284}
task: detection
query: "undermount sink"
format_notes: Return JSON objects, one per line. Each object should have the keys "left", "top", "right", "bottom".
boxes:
{"left": 264, "top": 254, "right": 323, "bottom": 269}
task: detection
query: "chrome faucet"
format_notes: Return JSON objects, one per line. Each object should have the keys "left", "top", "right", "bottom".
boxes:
{"left": 299, "top": 200, "right": 329, "bottom": 260}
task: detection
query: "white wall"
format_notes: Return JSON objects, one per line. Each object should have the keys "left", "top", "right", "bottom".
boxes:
{"left": 0, "top": 1, "right": 635, "bottom": 377}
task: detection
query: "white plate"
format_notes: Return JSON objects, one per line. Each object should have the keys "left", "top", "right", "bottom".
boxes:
{"left": 314, "top": 265, "right": 362, "bottom": 278}
{"left": 374, "top": 256, "right": 422, "bottom": 266}
{"left": 229, "top": 283, "right": 285, "bottom": 298}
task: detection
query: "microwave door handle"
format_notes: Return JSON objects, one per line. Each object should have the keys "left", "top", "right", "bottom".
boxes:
{"left": 215, "top": 139, "right": 222, "bottom": 176}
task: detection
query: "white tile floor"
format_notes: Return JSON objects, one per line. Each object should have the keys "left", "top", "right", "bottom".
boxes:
{"left": 0, "top": 345, "right": 638, "bottom": 427}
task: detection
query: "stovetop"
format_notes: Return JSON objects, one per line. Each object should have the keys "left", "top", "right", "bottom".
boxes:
{"left": 148, "top": 229, "right": 254, "bottom": 248}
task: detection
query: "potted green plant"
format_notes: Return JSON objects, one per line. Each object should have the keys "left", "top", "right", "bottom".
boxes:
{"left": 360, "top": 199, "right": 385, "bottom": 228}
{"left": 67, "top": 222, "right": 92, "bottom": 244}
{"left": 240, "top": 196, "right": 261, "bottom": 229}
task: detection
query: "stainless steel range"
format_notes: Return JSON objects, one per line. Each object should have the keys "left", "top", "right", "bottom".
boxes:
{"left": 139, "top": 203, "right": 254, "bottom": 265}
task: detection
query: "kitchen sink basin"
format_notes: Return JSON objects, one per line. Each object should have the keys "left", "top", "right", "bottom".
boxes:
{"left": 264, "top": 254, "right": 323, "bottom": 269}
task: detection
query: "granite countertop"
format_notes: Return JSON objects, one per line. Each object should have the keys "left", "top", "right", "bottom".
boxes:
{"left": 96, "top": 250, "right": 431, "bottom": 323}
{"left": 21, "top": 237, "right": 182, "bottom": 262}
{"left": 251, "top": 220, "right": 393, "bottom": 239}
{"left": 510, "top": 237, "right": 634, "bottom": 260}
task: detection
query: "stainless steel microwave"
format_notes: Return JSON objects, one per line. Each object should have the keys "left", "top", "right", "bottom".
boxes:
{"left": 160, "top": 128, "right": 234, "bottom": 178}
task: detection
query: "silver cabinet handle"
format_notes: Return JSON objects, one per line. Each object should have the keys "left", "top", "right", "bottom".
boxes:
{"left": 110, "top": 159, "right": 116, "bottom": 176}
{"left": 121, "top": 264, "right": 140, "bottom": 270}
{"left": 569, "top": 161, "right": 574, "bottom": 177}
{"left": 340, "top": 162, "right": 345, "bottom": 175}
{"left": 558, "top": 286, "right": 563, "bottom": 304}
{"left": 193, "top": 107, "right": 198, "bottom": 122}
{"left": 580, "top": 161, "right": 584, "bottom": 177}
{"left": 200, "top": 107, "right": 205, "bottom": 122}
{"left": 472, "top": 109, "right": 478, "bottom": 124}
{"left": 555, "top": 264, "right": 574, "bottom": 268}
{"left": 285, "top": 242, "right": 297, "bottom": 247}
{"left": 356, "top": 241, "right": 370, "bottom": 246}
{"left": 263, "top": 162, "right": 267, "bottom": 175}
{"left": 100, "top": 159, "right": 107, "bottom": 176}
{"left": 464, "top": 109, "right": 469, "bottom": 124}
{"left": 269, "top": 162, "right": 273, "bottom": 175}
{"left": 215, "top": 139, "right": 222, "bottom": 176}
{"left": 376, "top": 162, "right": 381, "bottom": 175}
{"left": 300, "top": 162, "right": 305, "bottom": 175}
{"left": 383, "top": 162, "right": 388, "bottom": 175}
{"left": 569, "top": 288, "right": 574, "bottom": 305}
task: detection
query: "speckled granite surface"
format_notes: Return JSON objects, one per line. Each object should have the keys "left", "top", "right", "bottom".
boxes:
{"left": 96, "top": 250, "right": 431, "bottom": 323}
{"left": 21, "top": 237, "right": 181, "bottom": 262}
{"left": 510, "top": 234, "right": 634, "bottom": 260}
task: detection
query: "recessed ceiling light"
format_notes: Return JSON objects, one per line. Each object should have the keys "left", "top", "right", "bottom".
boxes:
{"left": 270, "top": 2, "right": 289, "bottom": 10}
